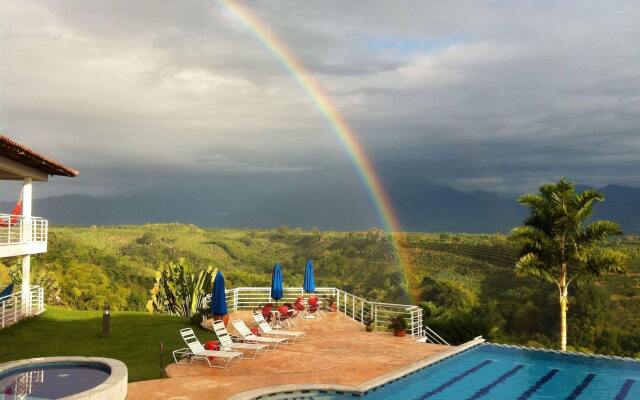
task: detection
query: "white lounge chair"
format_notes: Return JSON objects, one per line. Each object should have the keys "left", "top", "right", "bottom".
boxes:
{"left": 231, "top": 319, "right": 289, "bottom": 350}
{"left": 173, "top": 328, "right": 242, "bottom": 369}
{"left": 212, "top": 319, "right": 268, "bottom": 359}
{"left": 253, "top": 311, "right": 305, "bottom": 343}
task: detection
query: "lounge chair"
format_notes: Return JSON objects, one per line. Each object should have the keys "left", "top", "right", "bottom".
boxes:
{"left": 173, "top": 328, "right": 242, "bottom": 369}
{"left": 212, "top": 320, "right": 268, "bottom": 359}
{"left": 253, "top": 311, "right": 305, "bottom": 343}
{"left": 231, "top": 319, "right": 289, "bottom": 350}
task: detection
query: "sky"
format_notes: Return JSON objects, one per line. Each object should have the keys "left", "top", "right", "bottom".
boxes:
{"left": 1, "top": 0, "right": 639, "bottom": 202}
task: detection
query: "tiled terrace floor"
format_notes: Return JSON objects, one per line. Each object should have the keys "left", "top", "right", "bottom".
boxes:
{"left": 127, "top": 311, "right": 449, "bottom": 400}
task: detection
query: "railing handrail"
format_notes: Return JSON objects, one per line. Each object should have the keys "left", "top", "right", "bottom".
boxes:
{"left": 1, "top": 289, "right": 23, "bottom": 303}
{"left": 218, "top": 286, "right": 418, "bottom": 308}
{"left": 0, "top": 214, "right": 48, "bottom": 246}
{"left": 0, "top": 213, "right": 47, "bottom": 221}
{"left": 0, "top": 285, "right": 45, "bottom": 329}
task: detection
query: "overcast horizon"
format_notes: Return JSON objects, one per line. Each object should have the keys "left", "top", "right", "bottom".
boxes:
{"left": 1, "top": 1, "right": 639, "bottom": 205}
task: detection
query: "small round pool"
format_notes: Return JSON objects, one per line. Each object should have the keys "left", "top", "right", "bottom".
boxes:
{"left": 0, "top": 357, "right": 127, "bottom": 400}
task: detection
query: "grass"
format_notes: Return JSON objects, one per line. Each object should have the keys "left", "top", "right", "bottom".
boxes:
{"left": 0, "top": 306, "right": 215, "bottom": 382}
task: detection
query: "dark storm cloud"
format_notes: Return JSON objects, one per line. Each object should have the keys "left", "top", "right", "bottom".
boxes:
{"left": 0, "top": 0, "right": 639, "bottom": 202}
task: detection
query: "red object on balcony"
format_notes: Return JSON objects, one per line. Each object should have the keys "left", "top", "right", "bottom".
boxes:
{"left": 0, "top": 196, "right": 21, "bottom": 227}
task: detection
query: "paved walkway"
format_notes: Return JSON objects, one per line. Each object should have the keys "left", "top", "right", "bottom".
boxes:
{"left": 127, "top": 311, "right": 448, "bottom": 399}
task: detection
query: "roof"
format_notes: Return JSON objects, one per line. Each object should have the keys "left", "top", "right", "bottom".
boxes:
{"left": 0, "top": 134, "right": 79, "bottom": 177}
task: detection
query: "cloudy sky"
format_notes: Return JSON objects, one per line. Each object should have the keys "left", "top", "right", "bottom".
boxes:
{"left": 1, "top": 0, "right": 639, "bottom": 201}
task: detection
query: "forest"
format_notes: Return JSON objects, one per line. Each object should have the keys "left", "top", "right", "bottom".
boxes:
{"left": 1, "top": 224, "right": 638, "bottom": 357}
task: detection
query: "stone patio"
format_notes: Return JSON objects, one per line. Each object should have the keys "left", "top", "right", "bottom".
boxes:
{"left": 127, "top": 310, "right": 449, "bottom": 400}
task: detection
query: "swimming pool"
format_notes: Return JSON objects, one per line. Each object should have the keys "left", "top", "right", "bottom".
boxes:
{"left": 0, "top": 357, "right": 127, "bottom": 400}
{"left": 0, "top": 362, "right": 109, "bottom": 399}
{"left": 252, "top": 343, "right": 640, "bottom": 400}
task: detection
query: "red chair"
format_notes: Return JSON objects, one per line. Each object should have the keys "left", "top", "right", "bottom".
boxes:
{"left": 294, "top": 297, "right": 306, "bottom": 312}
{"left": 261, "top": 303, "right": 273, "bottom": 323}
{"left": 294, "top": 297, "right": 310, "bottom": 320}
{"left": 277, "top": 305, "right": 293, "bottom": 328}
{"left": 306, "top": 296, "right": 321, "bottom": 319}
{"left": 283, "top": 302, "right": 299, "bottom": 318}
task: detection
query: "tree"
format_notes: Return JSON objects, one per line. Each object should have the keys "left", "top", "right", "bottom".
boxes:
{"left": 510, "top": 179, "right": 626, "bottom": 351}
{"left": 146, "top": 258, "right": 217, "bottom": 317}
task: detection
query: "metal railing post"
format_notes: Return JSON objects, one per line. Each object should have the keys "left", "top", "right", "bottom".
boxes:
{"left": 343, "top": 291, "right": 347, "bottom": 313}
{"left": 374, "top": 304, "right": 378, "bottom": 331}
{"left": 411, "top": 309, "right": 416, "bottom": 337}
{"left": 352, "top": 296, "right": 355, "bottom": 320}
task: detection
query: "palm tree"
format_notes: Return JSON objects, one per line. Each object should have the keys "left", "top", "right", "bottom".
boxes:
{"left": 510, "top": 179, "right": 625, "bottom": 351}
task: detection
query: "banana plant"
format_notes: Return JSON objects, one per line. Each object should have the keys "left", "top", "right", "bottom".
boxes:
{"left": 146, "top": 258, "right": 217, "bottom": 317}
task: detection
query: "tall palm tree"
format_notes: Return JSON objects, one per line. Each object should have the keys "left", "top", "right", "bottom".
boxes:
{"left": 510, "top": 179, "right": 625, "bottom": 351}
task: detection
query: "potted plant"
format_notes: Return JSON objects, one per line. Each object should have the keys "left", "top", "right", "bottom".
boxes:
{"left": 364, "top": 314, "right": 374, "bottom": 332}
{"left": 192, "top": 309, "right": 212, "bottom": 327}
{"left": 387, "top": 314, "right": 408, "bottom": 337}
{"left": 326, "top": 295, "right": 337, "bottom": 312}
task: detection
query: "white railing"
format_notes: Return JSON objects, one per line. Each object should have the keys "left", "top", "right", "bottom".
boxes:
{"left": 205, "top": 286, "right": 448, "bottom": 345}
{"left": 0, "top": 285, "right": 45, "bottom": 329}
{"left": 0, "top": 214, "right": 48, "bottom": 246}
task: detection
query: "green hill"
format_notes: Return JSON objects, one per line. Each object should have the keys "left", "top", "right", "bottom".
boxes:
{"left": 1, "top": 224, "right": 638, "bottom": 357}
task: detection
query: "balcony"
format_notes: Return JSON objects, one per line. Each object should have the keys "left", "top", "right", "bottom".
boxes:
{"left": 0, "top": 214, "right": 48, "bottom": 258}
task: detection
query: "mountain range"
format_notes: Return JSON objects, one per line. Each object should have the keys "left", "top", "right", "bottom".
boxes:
{"left": 5, "top": 182, "right": 640, "bottom": 233}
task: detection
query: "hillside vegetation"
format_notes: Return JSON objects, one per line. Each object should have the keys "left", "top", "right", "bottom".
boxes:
{"left": 1, "top": 224, "right": 638, "bottom": 357}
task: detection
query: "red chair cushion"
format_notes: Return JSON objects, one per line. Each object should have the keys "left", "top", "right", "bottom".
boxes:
{"left": 262, "top": 304, "right": 273, "bottom": 321}
{"left": 278, "top": 305, "right": 289, "bottom": 319}
{"left": 294, "top": 298, "right": 305, "bottom": 311}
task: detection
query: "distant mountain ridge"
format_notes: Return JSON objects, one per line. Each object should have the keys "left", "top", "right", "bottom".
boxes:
{"left": 5, "top": 183, "right": 640, "bottom": 233}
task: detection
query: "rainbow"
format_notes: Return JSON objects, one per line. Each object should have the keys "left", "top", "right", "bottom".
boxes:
{"left": 217, "top": 1, "right": 416, "bottom": 300}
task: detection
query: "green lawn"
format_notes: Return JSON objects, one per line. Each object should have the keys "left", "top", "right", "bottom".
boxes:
{"left": 0, "top": 307, "right": 215, "bottom": 382}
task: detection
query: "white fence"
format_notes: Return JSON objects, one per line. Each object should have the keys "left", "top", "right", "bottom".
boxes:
{"left": 0, "top": 285, "right": 45, "bottom": 329}
{"left": 205, "top": 286, "right": 448, "bottom": 345}
{"left": 0, "top": 214, "right": 48, "bottom": 246}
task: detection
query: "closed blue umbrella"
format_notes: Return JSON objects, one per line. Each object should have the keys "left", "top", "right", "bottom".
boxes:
{"left": 271, "top": 263, "right": 283, "bottom": 305}
{"left": 210, "top": 271, "right": 228, "bottom": 316}
{"left": 303, "top": 259, "right": 315, "bottom": 293}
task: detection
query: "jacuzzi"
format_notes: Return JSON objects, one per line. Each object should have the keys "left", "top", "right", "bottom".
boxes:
{"left": 0, "top": 357, "right": 127, "bottom": 400}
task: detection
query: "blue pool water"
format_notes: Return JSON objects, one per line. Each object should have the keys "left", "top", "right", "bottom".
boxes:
{"left": 263, "top": 344, "right": 640, "bottom": 400}
{"left": 0, "top": 362, "right": 110, "bottom": 399}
